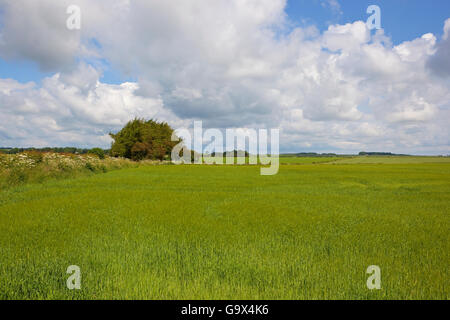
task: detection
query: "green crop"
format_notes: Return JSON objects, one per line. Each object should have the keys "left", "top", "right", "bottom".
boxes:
{"left": 0, "top": 161, "right": 448, "bottom": 299}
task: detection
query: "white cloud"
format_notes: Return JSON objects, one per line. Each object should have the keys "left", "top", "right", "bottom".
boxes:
{"left": 0, "top": 0, "right": 449, "bottom": 154}
{"left": 0, "top": 0, "right": 84, "bottom": 71}
{"left": 0, "top": 65, "right": 183, "bottom": 147}
{"left": 427, "top": 18, "right": 450, "bottom": 77}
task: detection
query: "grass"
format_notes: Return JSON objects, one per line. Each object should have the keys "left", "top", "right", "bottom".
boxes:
{"left": 0, "top": 162, "right": 449, "bottom": 299}
{"left": 0, "top": 152, "right": 159, "bottom": 190}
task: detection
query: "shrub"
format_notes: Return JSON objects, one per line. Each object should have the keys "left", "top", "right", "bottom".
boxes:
{"left": 8, "top": 168, "right": 28, "bottom": 186}
{"left": 88, "top": 148, "right": 106, "bottom": 159}
{"left": 24, "top": 151, "right": 44, "bottom": 163}
{"left": 0, "top": 152, "right": 139, "bottom": 190}
{"left": 109, "top": 118, "right": 182, "bottom": 160}
{"left": 131, "top": 142, "right": 151, "bottom": 161}
{"left": 85, "top": 162, "right": 95, "bottom": 172}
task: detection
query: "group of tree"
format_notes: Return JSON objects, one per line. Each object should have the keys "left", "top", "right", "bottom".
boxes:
{"left": 210, "top": 150, "right": 250, "bottom": 157}
{"left": 358, "top": 152, "right": 409, "bottom": 156}
{"left": 109, "top": 118, "right": 181, "bottom": 161}
{"left": 294, "top": 152, "right": 337, "bottom": 157}
{"left": 278, "top": 152, "right": 337, "bottom": 157}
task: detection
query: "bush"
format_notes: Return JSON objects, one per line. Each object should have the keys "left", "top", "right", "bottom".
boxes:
{"left": 24, "top": 151, "right": 44, "bottom": 163}
{"left": 131, "top": 142, "right": 151, "bottom": 161}
{"left": 85, "top": 162, "right": 95, "bottom": 172}
{"left": 8, "top": 168, "right": 28, "bottom": 185}
{"left": 0, "top": 152, "right": 138, "bottom": 190}
{"left": 110, "top": 118, "right": 182, "bottom": 161}
{"left": 88, "top": 148, "right": 106, "bottom": 159}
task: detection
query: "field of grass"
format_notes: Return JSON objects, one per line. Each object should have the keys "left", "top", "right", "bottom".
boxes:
{"left": 0, "top": 162, "right": 449, "bottom": 299}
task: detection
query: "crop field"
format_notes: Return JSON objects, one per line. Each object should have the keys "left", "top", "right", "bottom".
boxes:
{"left": 0, "top": 160, "right": 449, "bottom": 299}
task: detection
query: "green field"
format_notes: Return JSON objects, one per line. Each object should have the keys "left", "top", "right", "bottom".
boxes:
{"left": 0, "top": 162, "right": 449, "bottom": 299}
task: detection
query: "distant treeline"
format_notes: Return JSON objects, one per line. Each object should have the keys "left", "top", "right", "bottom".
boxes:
{"left": 281, "top": 152, "right": 338, "bottom": 157}
{"left": 210, "top": 150, "right": 250, "bottom": 157}
{"left": 282, "top": 152, "right": 416, "bottom": 157}
{"left": 358, "top": 152, "right": 410, "bottom": 156}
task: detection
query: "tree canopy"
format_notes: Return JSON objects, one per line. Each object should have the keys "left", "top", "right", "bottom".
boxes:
{"left": 109, "top": 118, "right": 180, "bottom": 161}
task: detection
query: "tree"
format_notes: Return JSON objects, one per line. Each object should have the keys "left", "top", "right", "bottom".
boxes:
{"left": 109, "top": 118, "right": 181, "bottom": 161}
{"left": 88, "top": 148, "right": 106, "bottom": 159}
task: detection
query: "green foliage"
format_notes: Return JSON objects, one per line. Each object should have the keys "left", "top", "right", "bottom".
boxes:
{"left": 280, "top": 152, "right": 338, "bottom": 157}
{"left": 24, "top": 151, "right": 44, "bottom": 163}
{"left": 278, "top": 156, "right": 342, "bottom": 164}
{"left": 358, "top": 151, "right": 409, "bottom": 156}
{"left": 7, "top": 168, "right": 27, "bottom": 185}
{"left": 110, "top": 118, "right": 181, "bottom": 161}
{"left": 211, "top": 150, "right": 250, "bottom": 157}
{"left": 88, "top": 148, "right": 105, "bottom": 159}
{"left": 85, "top": 162, "right": 95, "bottom": 171}
{"left": 0, "top": 152, "right": 138, "bottom": 190}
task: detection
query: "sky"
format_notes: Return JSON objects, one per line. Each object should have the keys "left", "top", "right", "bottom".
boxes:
{"left": 0, "top": 0, "right": 449, "bottom": 155}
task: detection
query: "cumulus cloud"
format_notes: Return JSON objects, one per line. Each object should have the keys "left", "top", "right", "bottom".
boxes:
{"left": 0, "top": 64, "right": 182, "bottom": 147}
{"left": 0, "top": 0, "right": 448, "bottom": 154}
{"left": 0, "top": 0, "right": 84, "bottom": 71}
{"left": 427, "top": 18, "right": 450, "bottom": 77}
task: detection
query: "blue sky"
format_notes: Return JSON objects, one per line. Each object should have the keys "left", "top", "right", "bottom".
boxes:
{"left": 286, "top": 0, "right": 450, "bottom": 43}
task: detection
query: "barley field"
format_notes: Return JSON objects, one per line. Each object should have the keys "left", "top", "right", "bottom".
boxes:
{"left": 0, "top": 160, "right": 449, "bottom": 299}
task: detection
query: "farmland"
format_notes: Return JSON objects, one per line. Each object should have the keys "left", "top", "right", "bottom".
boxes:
{"left": 0, "top": 159, "right": 449, "bottom": 299}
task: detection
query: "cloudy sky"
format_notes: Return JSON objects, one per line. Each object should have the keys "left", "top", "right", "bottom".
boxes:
{"left": 0, "top": 0, "right": 449, "bottom": 154}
